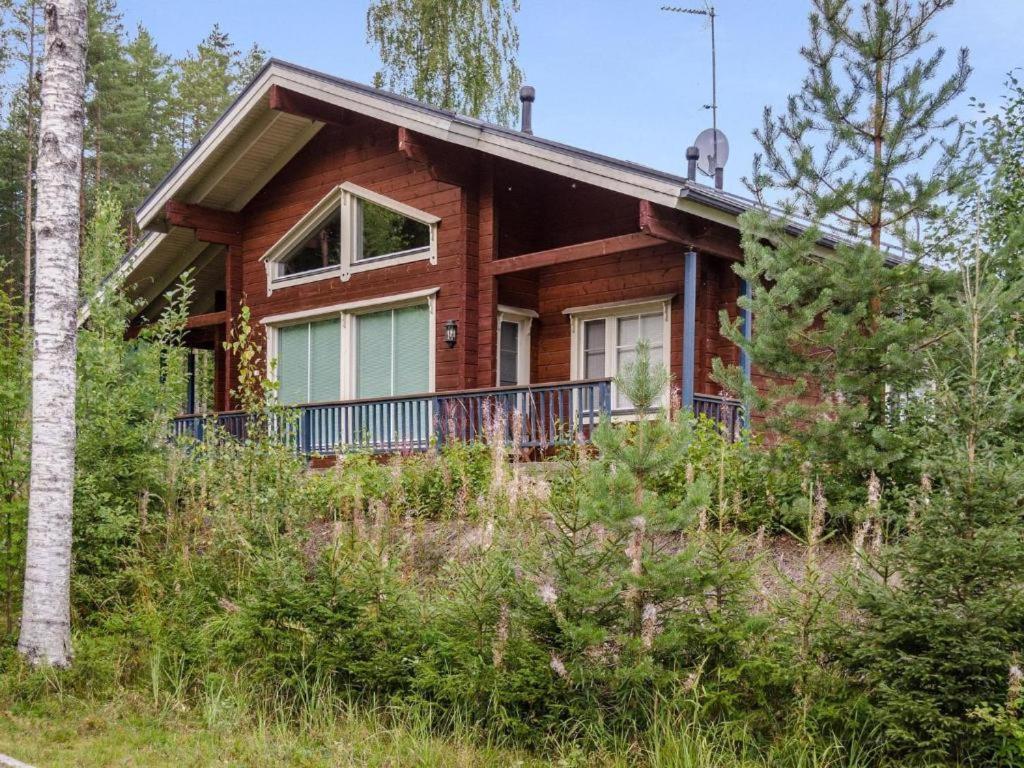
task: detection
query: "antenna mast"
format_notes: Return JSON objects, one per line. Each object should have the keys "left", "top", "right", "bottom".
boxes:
{"left": 661, "top": 4, "right": 719, "bottom": 174}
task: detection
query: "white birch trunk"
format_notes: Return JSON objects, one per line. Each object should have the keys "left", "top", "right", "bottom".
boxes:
{"left": 17, "top": 0, "right": 87, "bottom": 668}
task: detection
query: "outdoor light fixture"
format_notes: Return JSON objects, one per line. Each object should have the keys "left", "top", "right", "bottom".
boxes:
{"left": 444, "top": 319, "right": 458, "bottom": 348}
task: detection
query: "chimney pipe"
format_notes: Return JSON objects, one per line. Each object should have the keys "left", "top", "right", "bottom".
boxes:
{"left": 715, "top": 166, "right": 724, "bottom": 190}
{"left": 519, "top": 85, "right": 535, "bottom": 134}
{"left": 685, "top": 146, "right": 699, "bottom": 182}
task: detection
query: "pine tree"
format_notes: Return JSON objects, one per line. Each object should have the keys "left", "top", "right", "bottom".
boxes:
{"left": 171, "top": 25, "right": 266, "bottom": 156}
{"left": 366, "top": 0, "right": 523, "bottom": 126}
{"left": 98, "top": 25, "right": 176, "bottom": 239}
{"left": 749, "top": 0, "right": 972, "bottom": 252}
{"left": 849, "top": 211, "right": 1024, "bottom": 763}
{"left": 0, "top": 0, "right": 43, "bottom": 317}
{"left": 534, "top": 345, "right": 755, "bottom": 728}
{"left": 719, "top": 0, "right": 969, "bottom": 509}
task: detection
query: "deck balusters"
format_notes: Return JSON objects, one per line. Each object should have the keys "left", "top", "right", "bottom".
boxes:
{"left": 170, "top": 380, "right": 741, "bottom": 456}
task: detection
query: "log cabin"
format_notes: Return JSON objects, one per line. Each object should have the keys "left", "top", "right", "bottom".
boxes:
{"left": 107, "top": 59, "right": 842, "bottom": 454}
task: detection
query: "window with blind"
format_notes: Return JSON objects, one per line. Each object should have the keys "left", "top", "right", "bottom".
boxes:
{"left": 276, "top": 318, "right": 341, "bottom": 405}
{"left": 355, "top": 304, "right": 430, "bottom": 397}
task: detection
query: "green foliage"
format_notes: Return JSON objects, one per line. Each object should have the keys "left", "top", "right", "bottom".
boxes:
{"left": 657, "top": 418, "right": 807, "bottom": 534}
{"left": 848, "top": 228, "right": 1024, "bottom": 764}
{"left": 0, "top": 270, "right": 27, "bottom": 637}
{"left": 717, "top": 210, "right": 949, "bottom": 525}
{"left": 749, "top": 0, "right": 973, "bottom": 251}
{"left": 366, "top": 0, "right": 524, "bottom": 125}
{"left": 172, "top": 24, "right": 267, "bottom": 155}
{"left": 74, "top": 195, "right": 192, "bottom": 615}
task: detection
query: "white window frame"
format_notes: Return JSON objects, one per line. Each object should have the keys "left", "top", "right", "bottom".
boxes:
{"left": 566, "top": 295, "right": 674, "bottom": 413}
{"left": 261, "top": 182, "right": 440, "bottom": 294}
{"left": 496, "top": 305, "right": 536, "bottom": 387}
{"left": 263, "top": 287, "right": 438, "bottom": 402}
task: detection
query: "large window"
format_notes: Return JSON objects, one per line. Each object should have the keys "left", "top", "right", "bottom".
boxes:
{"left": 569, "top": 298, "right": 672, "bottom": 411}
{"left": 355, "top": 304, "right": 430, "bottom": 398}
{"left": 276, "top": 318, "right": 341, "bottom": 405}
{"left": 263, "top": 183, "right": 439, "bottom": 291}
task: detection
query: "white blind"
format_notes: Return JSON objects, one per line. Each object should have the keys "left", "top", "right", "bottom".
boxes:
{"left": 277, "top": 323, "right": 309, "bottom": 405}
{"left": 393, "top": 304, "right": 430, "bottom": 395}
{"left": 356, "top": 310, "right": 393, "bottom": 398}
{"left": 309, "top": 318, "right": 341, "bottom": 402}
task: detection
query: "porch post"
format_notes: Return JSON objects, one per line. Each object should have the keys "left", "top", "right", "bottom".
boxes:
{"left": 186, "top": 349, "right": 197, "bottom": 414}
{"left": 739, "top": 278, "right": 752, "bottom": 383}
{"left": 682, "top": 249, "right": 697, "bottom": 410}
{"left": 739, "top": 278, "right": 752, "bottom": 430}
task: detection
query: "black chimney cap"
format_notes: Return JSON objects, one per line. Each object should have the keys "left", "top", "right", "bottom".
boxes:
{"left": 519, "top": 85, "right": 536, "bottom": 103}
{"left": 685, "top": 146, "right": 700, "bottom": 160}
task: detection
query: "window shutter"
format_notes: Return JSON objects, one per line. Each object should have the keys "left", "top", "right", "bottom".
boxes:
{"left": 356, "top": 310, "right": 393, "bottom": 398}
{"left": 308, "top": 318, "right": 341, "bottom": 402}
{"left": 392, "top": 304, "right": 430, "bottom": 395}
{"left": 277, "top": 324, "right": 309, "bottom": 405}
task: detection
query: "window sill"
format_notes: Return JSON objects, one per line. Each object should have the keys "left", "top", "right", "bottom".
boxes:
{"left": 268, "top": 266, "right": 342, "bottom": 294}
{"left": 343, "top": 248, "right": 435, "bottom": 281}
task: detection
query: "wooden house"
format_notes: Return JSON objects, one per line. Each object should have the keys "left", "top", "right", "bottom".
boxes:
{"left": 110, "top": 60, "right": 819, "bottom": 452}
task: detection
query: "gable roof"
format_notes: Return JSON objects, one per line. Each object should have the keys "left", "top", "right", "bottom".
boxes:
{"left": 114, "top": 59, "right": 899, "bottom": 309}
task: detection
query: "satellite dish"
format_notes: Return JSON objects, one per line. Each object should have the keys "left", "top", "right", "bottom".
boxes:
{"left": 693, "top": 128, "right": 729, "bottom": 178}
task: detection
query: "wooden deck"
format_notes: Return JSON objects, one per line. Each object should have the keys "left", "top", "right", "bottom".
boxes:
{"left": 171, "top": 380, "right": 743, "bottom": 456}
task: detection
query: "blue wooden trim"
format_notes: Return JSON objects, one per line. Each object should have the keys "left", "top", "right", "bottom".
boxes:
{"left": 739, "top": 278, "right": 752, "bottom": 430}
{"left": 682, "top": 250, "right": 697, "bottom": 409}
{"left": 739, "top": 279, "right": 752, "bottom": 382}
{"left": 186, "top": 350, "right": 196, "bottom": 415}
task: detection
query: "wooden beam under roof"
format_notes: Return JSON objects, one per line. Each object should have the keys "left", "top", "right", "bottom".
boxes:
{"left": 640, "top": 200, "right": 740, "bottom": 261}
{"left": 164, "top": 201, "right": 243, "bottom": 246}
{"left": 184, "top": 310, "right": 228, "bottom": 330}
{"left": 269, "top": 84, "right": 351, "bottom": 125}
{"left": 484, "top": 232, "right": 663, "bottom": 276}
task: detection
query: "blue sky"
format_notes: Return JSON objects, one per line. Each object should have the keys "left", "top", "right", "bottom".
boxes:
{"left": 122, "top": 0, "right": 1024, "bottom": 195}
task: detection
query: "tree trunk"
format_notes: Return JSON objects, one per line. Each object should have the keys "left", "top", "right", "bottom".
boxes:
{"left": 22, "top": 0, "right": 37, "bottom": 325}
{"left": 18, "top": 0, "right": 87, "bottom": 669}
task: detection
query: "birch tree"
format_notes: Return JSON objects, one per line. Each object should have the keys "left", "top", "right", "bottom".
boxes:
{"left": 366, "top": 0, "right": 523, "bottom": 126}
{"left": 18, "top": 0, "right": 87, "bottom": 668}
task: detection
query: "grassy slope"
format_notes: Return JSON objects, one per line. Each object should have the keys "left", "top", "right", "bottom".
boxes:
{"left": 0, "top": 698, "right": 548, "bottom": 768}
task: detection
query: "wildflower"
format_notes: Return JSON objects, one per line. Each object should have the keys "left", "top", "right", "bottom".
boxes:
{"left": 867, "top": 470, "right": 882, "bottom": 510}
{"left": 218, "top": 596, "right": 239, "bottom": 614}
{"left": 550, "top": 653, "right": 570, "bottom": 680}
{"left": 1008, "top": 655, "right": 1023, "bottom": 712}
{"left": 811, "top": 481, "right": 826, "bottom": 547}
{"left": 492, "top": 603, "right": 510, "bottom": 669}
{"left": 640, "top": 603, "right": 659, "bottom": 649}
{"left": 538, "top": 581, "right": 558, "bottom": 606}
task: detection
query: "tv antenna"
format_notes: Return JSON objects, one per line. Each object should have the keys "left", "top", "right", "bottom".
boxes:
{"left": 661, "top": 4, "right": 722, "bottom": 180}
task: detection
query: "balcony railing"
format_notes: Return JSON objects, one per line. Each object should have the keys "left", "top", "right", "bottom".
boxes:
{"left": 170, "top": 380, "right": 743, "bottom": 456}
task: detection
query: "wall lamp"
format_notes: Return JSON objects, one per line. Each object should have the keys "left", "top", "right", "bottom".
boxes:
{"left": 444, "top": 319, "right": 458, "bottom": 348}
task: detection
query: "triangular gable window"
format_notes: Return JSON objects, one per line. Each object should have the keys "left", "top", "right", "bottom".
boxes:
{"left": 281, "top": 215, "right": 342, "bottom": 276}
{"left": 263, "top": 182, "right": 439, "bottom": 293}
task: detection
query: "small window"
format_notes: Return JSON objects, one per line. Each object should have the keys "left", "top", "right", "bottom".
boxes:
{"left": 357, "top": 199, "right": 431, "bottom": 262}
{"left": 499, "top": 320, "right": 520, "bottom": 386}
{"left": 583, "top": 319, "right": 606, "bottom": 379}
{"left": 264, "top": 183, "right": 439, "bottom": 292}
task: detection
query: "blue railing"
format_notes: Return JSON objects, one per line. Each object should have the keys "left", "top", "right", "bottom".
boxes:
{"left": 170, "top": 381, "right": 743, "bottom": 456}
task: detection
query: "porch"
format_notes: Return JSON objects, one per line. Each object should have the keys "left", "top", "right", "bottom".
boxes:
{"left": 170, "top": 379, "right": 743, "bottom": 456}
